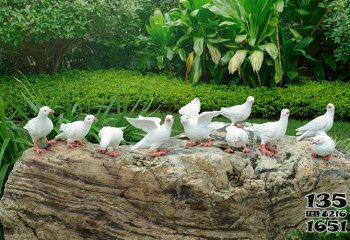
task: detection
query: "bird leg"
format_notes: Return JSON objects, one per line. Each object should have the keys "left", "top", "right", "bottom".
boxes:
{"left": 96, "top": 148, "right": 107, "bottom": 154}
{"left": 235, "top": 123, "right": 245, "bottom": 129}
{"left": 186, "top": 141, "right": 201, "bottom": 147}
{"left": 322, "top": 155, "right": 331, "bottom": 161}
{"left": 105, "top": 149, "right": 119, "bottom": 157}
{"left": 76, "top": 140, "right": 86, "bottom": 146}
{"left": 66, "top": 142, "right": 78, "bottom": 148}
{"left": 242, "top": 146, "right": 251, "bottom": 153}
{"left": 203, "top": 138, "right": 213, "bottom": 147}
{"left": 33, "top": 142, "right": 47, "bottom": 154}
{"left": 148, "top": 149, "right": 171, "bottom": 157}
{"left": 258, "top": 144, "right": 274, "bottom": 156}
{"left": 46, "top": 138, "right": 58, "bottom": 146}
{"left": 265, "top": 145, "right": 278, "bottom": 154}
{"left": 311, "top": 153, "right": 318, "bottom": 158}
{"left": 225, "top": 147, "right": 234, "bottom": 154}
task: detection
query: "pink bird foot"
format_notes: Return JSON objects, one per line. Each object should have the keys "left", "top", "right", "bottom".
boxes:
{"left": 48, "top": 140, "right": 58, "bottom": 146}
{"left": 186, "top": 141, "right": 201, "bottom": 147}
{"left": 96, "top": 148, "right": 107, "bottom": 154}
{"left": 148, "top": 149, "right": 171, "bottom": 157}
{"left": 235, "top": 124, "right": 245, "bottom": 129}
{"left": 311, "top": 153, "right": 318, "bottom": 158}
{"left": 33, "top": 143, "right": 47, "bottom": 154}
{"left": 66, "top": 142, "right": 78, "bottom": 148}
{"left": 76, "top": 141, "right": 86, "bottom": 146}
{"left": 243, "top": 146, "right": 251, "bottom": 153}
{"left": 203, "top": 138, "right": 213, "bottom": 147}
{"left": 258, "top": 144, "right": 274, "bottom": 157}
{"left": 322, "top": 155, "right": 331, "bottom": 161}
{"left": 225, "top": 147, "right": 234, "bottom": 154}
{"left": 34, "top": 147, "right": 47, "bottom": 154}
{"left": 105, "top": 150, "right": 119, "bottom": 157}
{"left": 265, "top": 145, "right": 277, "bottom": 154}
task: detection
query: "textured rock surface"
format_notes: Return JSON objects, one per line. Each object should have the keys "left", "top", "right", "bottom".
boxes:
{"left": 1, "top": 132, "right": 350, "bottom": 240}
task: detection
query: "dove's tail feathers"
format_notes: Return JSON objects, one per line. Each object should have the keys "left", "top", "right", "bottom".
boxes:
{"left": 296, "top": 135, "right": 303, "bottom": 142}
{"left": 296, "top": 131, "right": 308, "bottom": 142}
{"left": 54, "top": 133, "right": 64, "bottom": 141}
{"left": 130, "top": 139, "right": 145, "bottom": 151}
{"left": 296, "top": 131, "right": 303, "bottom": 136}
{"left": 210, "top": 122, "right": 227, "bottom": 130}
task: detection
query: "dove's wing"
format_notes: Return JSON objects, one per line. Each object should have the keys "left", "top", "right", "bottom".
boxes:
{"left": 250, "top": 122, "right": 279, "bottom": 139}
{"left": 126, "top": 116, "right": 160, "bottom": 133}
{"left": 23, "top": 118, "right": 37, "bottom": 136}
{"left": 197, "top": 111, "right": 220, "bottom": 126}
{"left": 221, "top": 105, "right": 245, "bottom": 119}
{"left": 296, "top": 115, "right": 327, "bottom": 132}
{"left": 138, "top": 115, "right": 162, "bottom": 125}
{"left": 60, "top": 122, "right": 79, "bottom": 138}
{"left": 179, "top": 98, "right": 201, "bottom": 117}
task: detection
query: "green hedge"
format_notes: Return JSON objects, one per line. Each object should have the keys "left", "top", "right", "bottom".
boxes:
{"left": 1, "top": 69, "right": 350, "bottom": 120}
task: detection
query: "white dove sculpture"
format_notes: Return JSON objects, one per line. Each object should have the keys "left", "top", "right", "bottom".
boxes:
{"left": 245, "top": 109, "right": 290, "bottom": 156}
{"left": 221, "top": 96, "right": 254, "bottom": 127}
{"left": 125, "top": 115, "right": 174, "bottom": 156}
{"left": 96, "top": 127, "right": 126, "bottom": 157}
{"left": 311, "top": 132, "right": 336, "bottom": 161}
{"left": 54, "top": 115, "right": 97, "bottom": 148}
{"left": 296, "top": 103, "right": 335, "bottom": 142}
{"left": 24, "top": 106, "right": 57, "bottom": 154}
{"left": 179, "top": 98, "right": 226, "bottom": 147}
{"left": 225, "top": 125, "right": 250, "bottom": 154}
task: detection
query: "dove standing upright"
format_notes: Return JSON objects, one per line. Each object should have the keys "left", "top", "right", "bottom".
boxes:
{"left": 125, "top": 115, "right": 174, "bottom": 156}
{"left": 96, "top": 127, "right": 125, "bottom": 157}
{"left": 221, "top": 96, "right": 254, "bottom": 126}
{"left": 296, "top": 103, "right": 335, "bottom": 141}
{"left": 311, "top": 132, "right": 336, "bottom": 161}
{"left": 54, "top": 115, "right": 97, "bottom": 148}
{"left": 245, "top": 109, "right": 290, "bottom": 156}
{"left": 225, "top": 125, "right": 250, "bottom": 154}
{"left": 179, "top": 98, "right": 226, "bottom": 147}
{"left": 24, "top": 106, "right": 57, "bottom": 154}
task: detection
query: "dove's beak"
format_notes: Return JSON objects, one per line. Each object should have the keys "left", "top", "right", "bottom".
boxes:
{"left": 49, "top": 110, "right": 55, "bottom": 114}
{"left": 93, "top": 118, "right": 98, "bottom": 122}
{"left": 311, "top": 140, "right": 316, "bottom": 145}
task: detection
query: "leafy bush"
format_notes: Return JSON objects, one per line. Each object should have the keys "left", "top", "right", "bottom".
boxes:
{"left": 323, "top": 0, "right": 350, "bottom": 63}
{"left": 0, "top": 0, "right": 143, "bottom": 74}
{"left": 1, "top": 69, "right": 349, "bottom": 120}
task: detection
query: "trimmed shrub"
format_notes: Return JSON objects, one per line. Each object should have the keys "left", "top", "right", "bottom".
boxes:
{"left": 1, "top": 69, "right": 349, "bottom": 120}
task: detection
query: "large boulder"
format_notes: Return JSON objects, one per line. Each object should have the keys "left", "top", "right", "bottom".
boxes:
{"left": 1, "top": 132, "right": 349, "bottom": 240}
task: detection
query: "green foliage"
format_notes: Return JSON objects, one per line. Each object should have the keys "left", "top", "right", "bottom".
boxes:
{"left": 144, "top": 0, "right": 330, "bottom": 87}
{"left": 323, "top": 0, "right": 350, "bottom": 63}
{"left": 0, "top": 0, "right": 143, "bottom": 74}
{"left": 1, "top": 69, "right": 350, "bottom": 120}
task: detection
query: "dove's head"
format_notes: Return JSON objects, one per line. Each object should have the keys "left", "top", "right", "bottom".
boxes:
{"left": 247, "top": 96, "right": 255, "bottom": 104}
{"left": 326, "top": 103, "right": 335, "bottom": 113}
{"left": 165, "top": 115, "right": 174, "bottom": 124}
{"left": 84, "top": 115, "right": 98, "bottom": 124}
{"left": 180, "top": 115, "right": 189, "bottom": 125}
{"left": 39, "top": 106, "right": 55, "bottom": 117}
{"left": 281, "top": 109, "right": 290, "bottom": 118}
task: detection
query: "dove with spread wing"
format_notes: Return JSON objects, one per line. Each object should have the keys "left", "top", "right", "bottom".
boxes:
{"left": 125, "top": 115, "right": 174, "bottom": 156}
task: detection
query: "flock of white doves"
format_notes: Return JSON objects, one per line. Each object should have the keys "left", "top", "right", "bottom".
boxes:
{"left": 24, "top": 96, "right": 336, "bottom": 160}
